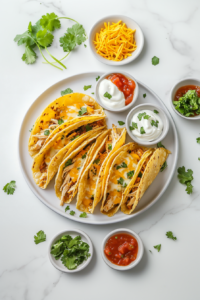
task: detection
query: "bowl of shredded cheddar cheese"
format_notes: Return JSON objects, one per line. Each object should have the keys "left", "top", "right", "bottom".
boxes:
{"left": 89, "top": 15, "right": 144, "bottom": 65}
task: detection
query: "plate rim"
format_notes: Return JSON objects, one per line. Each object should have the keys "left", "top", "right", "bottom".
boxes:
{"left": 18, "top": 71, "right": 179, "bottom": 225}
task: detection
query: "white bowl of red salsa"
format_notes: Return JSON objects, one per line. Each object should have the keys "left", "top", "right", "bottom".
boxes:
{"left": 101, "top": 228, "right": 144, "bottom": 271}
{"left": 170, "top": 78, "right": 200, "bottom": 120}
{"left": 95, "top": 72, "right": 139, "bottom": 112}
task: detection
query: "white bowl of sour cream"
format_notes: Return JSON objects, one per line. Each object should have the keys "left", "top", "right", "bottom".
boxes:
{"left": 126, "top": 103, "right": 169, "bottom": 146}
{"left": 95, "top": 72, "right": 139, "bottom": 112}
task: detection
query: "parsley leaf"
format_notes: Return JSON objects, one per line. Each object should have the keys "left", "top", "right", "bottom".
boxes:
{"left": 96, "top": 76, "right": 100, "bottom": 81}
{"left": 138, "top": 112, "right": 146, "bottom": 121}
{"left": 166, "top": 231, "right": 177, "bottom": 240}
{"left": 85, "top": 124, "right": 92, "bottom": 132}
{"left": 70, "top": 211, "right": 75, "bottom": 216}
{"left": 196, "top": 137, "right": 200, "bottom": 144}
{"left": 118, "top": 121, "right": 125, "bottom": 125}
{"left": 63, "top": 159, "right": 73, "bottom": 169}
{"left": 104, "top": 92, "right": 112, "bottom": 99}
{"left": 152, "top": 56, "right": 159, "bottom": 66}
{"left": 154, "top": 244, "right": 161, "bottom": 252}
{"left": 3, "top": 181, "right": 16, "bottom": 195}
{"left": 140, "top": 127, "right": 146, "bottom": 134}
{"left": 65, "top": 206, "right": 70, "bottom": 212}
{"left": 116, "top": 162, "right": 127, "bottom": 170}
{"left": 84, "top": 85, "right": 92, "bottom": 91}
{"left": 61, "top": 88, "right": 73, "bottom": 96}
{"left": 93, "top": 158, "right": 100, "bottom": 164}
{"left": 160, "top": 161, "right": 167, "bottom": 172}
{"left": 58, "top": 118, "right": 64, "bottom": 125}
{"left": 154, "top": 110, "right": 159, "bottom": 114}
{"left": 177, "top": 166, "right": 193, "bottom": 194}
{"left": 108, "top": 144, "right": 112, "bottom": 151}
{"left": 144, "top": 115, "right": 151, "bottom": 120}
{"left": 60, "top": 24, "right": 86, "bottom": 52}
{"left": 127, "top": 170, "right": 134, "bottom": 179}
{"left": 130, "top": 122, "right": 138, "bottom": 131}
{"left": 78, "top": 107, "right": 87, "bottom": 116}
{"left": 40, "top": 12, "right": 61, "bottom": 31}
{"left": 151, "top": 120, "right": 159, "bottom": 127}
{"left": 117, "top": 177, "right": 127, "bottom": 188}
{"left": 80, "top": 212, "right": 87, "bottom": 218}
{"left": 44, "top": 129, "right": 50, "bottom": 136}
{"left": 22, "top": 45, "right": 37, "bottom": 64}
{"left": 34, "top": 230, "right": 46, "bottom": 244}
{"left": 157, "top": 142, "right": 166, "bottom": 148}
{"left": 143, "top": 93, "right": 146, "bottom": 98}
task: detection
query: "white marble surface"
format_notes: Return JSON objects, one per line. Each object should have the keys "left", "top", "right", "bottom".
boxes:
{"left": 1, "top": 0, "right": 200, "bottom": 299}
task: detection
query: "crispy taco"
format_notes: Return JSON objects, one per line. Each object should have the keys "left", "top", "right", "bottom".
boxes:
{"left": 32, "top": 118, "right": 106, "bottom": 189}
{"left": 121, "top": 147, "right": 170, "bottom": 215}
{"left": 100, "top": 143, "right": 152, "bottom": 217}
{"left": 76, "top": 125, "right": 126, "bottom": 213}
{"left": 55, "top": 130, "right": 107, "bottom": 205}
{"left": 28, "top": 93, "right": 105, "bottom": 157}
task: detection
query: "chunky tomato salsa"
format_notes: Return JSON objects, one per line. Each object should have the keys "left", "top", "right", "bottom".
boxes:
{"left": 106, "top": 73, "right": 136, "bottom": 106}
{"left": 175, "top": 85, "right": 200, "bottom": 100}
{"left": 104, "top": 233, "right": 138, "bottom": 266}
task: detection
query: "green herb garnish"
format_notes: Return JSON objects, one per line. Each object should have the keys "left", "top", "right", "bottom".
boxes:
{"left": 58, "top": 118, "right": 64, "bottom": 125}
{"left": 61, "top": 88, "right": 73, "bottom": 96}
{"left": 138, "top": 112, "right": 146, "bottom": 121}
{"left": 44, "top": 129, "right": 50, "bottom": 136}
{"left": 96, "top": 76, "right": 100, "bottom": 81}
{"left": 154, "top": 110, "right": 159, "bottom": 114}
{"left": 177, "top": 166, "right": 193, "bottom": 194}
{"left": 83, "top": 85, "right": 92, "bottom": 91}
{"left": 78, "top": 107, "right": 87, "bottom": 116}
{"left": 93, "top": 158, "right": 100, "bottom": 164}
{"left": 117, "top": 177, "right": 127, "bottom": 188}
{"left": 116, "top": 162, "right": 127, "bottom": 170}
{"left": 70, "top": 211, "right": 75, "bottom": 216}
{"left": 29, "top": 125, "right": 34, "bottom": 132}
{"left": 143, "top": 94, "right": 146, "bottom": 98}
{"left": 166, "top": 231, "right": 177, "bottom": 240}
{"left": 108, "top": 144, "right": 112, "bottom": 151}
{"left": 63, "top": 159, "right": 73, "bottom": 169}
{"left": 154, "top": 244, "right": 161, "bottom": 252}
{"left": 65, "top": 206, "right": 70, "bottom": 212}
{"left": 151, "top": 120, "right": 159, "bottom": 127}
{"left": 152, "top": 56, "right": 159, "bottom": 66}
{"left": 127, "top": 170, "right": 134, "bottom": 179}
{"left": 160, "top": 161, "right": 167, "bottom": 172}
{"left": 71, "top": 135, "right": 79, "bottom": 141}
{"left": 173, "top": 90, "right": 200, "bottom": 117}
{"left": 104, "top": 92, "right": 112, "bottom": 99}
{"left": 130, "top": 122, "right": 138, "bottom": 130}
{"left": 60, "top": 23, "right": 86, "bottom": 52}
{"left": 138, "top": 172, "right": 143, "bottom": 178}
{"left": 3, "top": 181, "right": 16, "bottom": 195}
{"left": 140, "top": 127, "right": 146, "bottom": 134}
{"left": 84, "top": 44, "right": 87, "bottom": 48}
{"left": 80, "top": 212, "right": 87, "bottom": 218}
{"left": 118, "top": 121, "right": 125, "bottom": 125}
{"left": 85, "top": 124, "right": 92, "bottom": 132}
{"left": 144, "top": 115, "right": 151, "bottom": 119}
{"left": 196, "top": 137, "right": 200, "bottom": 144}
{"left": 34, "top": 230, "right": 46, "bottom": 244}
{"left": 157, "top": 142, "right": 166, "bottom": 148}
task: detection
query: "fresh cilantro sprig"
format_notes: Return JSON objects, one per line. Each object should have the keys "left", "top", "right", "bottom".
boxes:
{"left": 177, "top": 166, "right": 194, "bottom": 194}
{"left": 61, "top": 88, "right": 73, "bottom": 96}
{"left": 166, "top": 231, "right": 177, "bottom": 240}
{"left": 80, "top": 212, "right": 87, "bottom": 218}
{"left": 116, "top": 162, "right": 127, "bottom": 170}
{"left": 83, "top": 85, "right": 92, "bottom": 91}
{"left": 34, "top": 230, "right": 46, "bottom": 244}
{"left": 118, "top": 121, "right": 125, "bottom": 125}
{"left": 3, "top": 181, "right": 16, "bottom": 195}
{"left": 104, "top": 92, "right": 112, "bottom": 99}
{"left": 78, "top": 107, "right": 87, "bottom": 116}
{"left": 130, "top": 122, "right": 138, "bottom": 131}
{"left": 154, "top": 244, "right": 161, "bottom": 252}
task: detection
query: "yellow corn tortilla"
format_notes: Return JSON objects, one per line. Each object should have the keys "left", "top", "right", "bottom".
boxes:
{"left": 28, "top": 93, "right": 105, "bottom": 157}
{"left": 55, "top": 130, "right": 105, "bottom": 206}
{"left": 100, "top": 143, "right": 152, "bottom": 217}
{"left": 121, "top": 147, "right": 170, "bottom": 215}
{"left": 32, "top": 118, "right": 106, "bottom": 189}
{"left": 76, "top": 126, "right": 126, "bottom": 214}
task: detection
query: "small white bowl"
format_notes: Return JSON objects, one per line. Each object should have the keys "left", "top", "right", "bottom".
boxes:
{"left": 170, "top": 77, "right": 200, "bottom": 120}
{"left": 126, "top": 103, "right": 169, "bottom": 146}
{"left": 95, "top": 72, "right": 139, "bottom": 112}
{"left": 89, "top": 15, "right": 144, "bottom": 66}
{"left": 101, "top": 228, "right": 144, "bottom": 271}
{"left": 48, "top": 229, "right": 93, "bottom": 273}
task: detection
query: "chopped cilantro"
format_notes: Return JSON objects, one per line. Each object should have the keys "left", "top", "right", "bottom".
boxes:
{"left": 152, "top": 56, "right": 159, "bottom": 66}
{"left": 108, "top": 144, "right": 112, "bottom": 151}
{"left": 80, "top": 212, "right": 87, "bottom": 218}
{"left": 173, "top": 90, "right": 200, "bottom": 117}
{"left": 157, "top": 142, "right": 166, "bottom": 148}
{"left": 65, "top": 206, "right": 70, "bottom": 212}
{"left": 3, "top": 181, "right": 16, "bottom": 195}
{"left": 160, "top": 161, "right": 167, "bottom": 172}
{"left": 77, "top": 167, "right": 81, "bottom": 170}
{"left": 196, "top": 137, "right": 200, "bottom": 144}
{"left": 71, "top": 135, "right": 79, "bottom": 141}
{"left": 118, "top": 121, "right": 125, "bottom": 125}
{"left": 69, "top": 211, "right": 75, "bottom": 216}
{"left": 138, "top": 172, "right": 143, "bottom": 178}
{"left": 44, "top": 129, "right": 50, "bottom": 136}
{"left": 58, "top": 118, "right": 64, "bottom": 125}
{"left": 93, "top": 158, "right": 100, "bottom": 165}
{"left": 166, "top": 231, "right": 177, "bottom": 240}
{"left": 177, "top": 166, "right": 193, "bottom": 194}
{"left": 138, "top": 112, "right": 146, "bottom": 121}
{"left": 144, "top": 115, "right": 151, "bottom": 120}
{"left": 154, "top": 244, "right": 161, "bottom": 252}
{"left": 78, "top": 107, "right": 87, "bottom": 116}
{"left": 149, "top": 250, "right": 152, "bottom": 253}
{"left": 130, "top": 122, "right": 138, "bottom": 131}
{"left": 91, "top": 92, "right": 94, "bottom": 95}
{"left": 85, "top": 124, "right": 92, "bottom": 132}
{"left": 143, "top": 93, "right": 146, "bottom": 98}
{"left": 34, "top": 230, "right": 46, "bottom": 244}
{"left": 198, "top": 158, "right": 200, "bottom": 161}
{"left": 104, "top": 92, "right": 112, "bottom": 99}
{"left": 116, "top": 162, "right": 127, "bottom": 170}
{"left": 63, "top": 159, "right": 73, "bottom": 169}
{"left": 82, "top": 153, "right": 87, "bottom": 159}
{"left": 117, "top": 177, "right": 127, "bottom": 188}
{"left": 127, "top": 170, "right": 134, "bottom": 179}
{"left": 84, "top": 44, "right": 87, "bottom": 48}
{"left": 61, "top": 88, "right": 73, "bottom": 96}
{"left": 83, "top": 85, "right": 92, "bottom": 91}
{"left": 154, "top": 110, "right": 159, "bottom": 114}
{"left": 115, "top": 236, "right": 118, "bottom": 239}
{"left": 151, "top": 120, "right": 159, "bottom": 127}
{"left": 96, "top": 76, "right": 100, "bottom": 81}
{"left": 140, "top": 127, "right": 146, "bottom": 134}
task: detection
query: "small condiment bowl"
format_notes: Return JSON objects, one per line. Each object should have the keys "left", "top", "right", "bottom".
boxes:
{"left": 95, "top": 71, "right": 139, "bottom": 112}
{"left": 170, "top": 77, "right": 200, "bottom": 120}
{"left": 126, "top": 103, "right": 169, "bottom": 146}
{"left": 101, "top": 228, "right": 144, "bottom": 271}
{"left": 48, "top": 229, "right": 93, "bottom": 273}
{"left": 89, "top": 15, "right": 144, "bottom": 66}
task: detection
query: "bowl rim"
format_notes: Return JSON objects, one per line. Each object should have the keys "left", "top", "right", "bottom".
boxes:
{"left": 48, "top": 229, "right": 93, "bottom": 273}
{"left": 170, "top": 77, "right": 200, "bottom": 120}
{"left": 89, "top": 14, "right": 144, "bottom": 66}
{"left": 95, "top": 71, "right": 139, "bottom": 112}
{"left": 101, "top": 228, "right": 144, "bottom": 271}
{"left": 126, "top": 103, "right": 169, "bottom": 146}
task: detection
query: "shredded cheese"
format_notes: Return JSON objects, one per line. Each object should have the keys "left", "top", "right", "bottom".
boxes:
{"left": 93, "top": 20, "right": 137, "bottom": 61}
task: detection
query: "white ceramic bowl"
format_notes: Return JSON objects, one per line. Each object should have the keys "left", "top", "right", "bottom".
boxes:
{"left": 89, "top": 15, "right": 144, "bottom": 66}
{"left": 95, "top": 71, "right": 139, "bottom": 112}
{"left": 126, "top": 103, "right": 169, "bottom": 146}
{"left": 101, "top": 228, "right": 144, "bottom": 271}
{"left": 48, "top": 229, "right": 93, "bottom": 273}
{"left": 170, "top": 77, "right": 200, "bottom": 120}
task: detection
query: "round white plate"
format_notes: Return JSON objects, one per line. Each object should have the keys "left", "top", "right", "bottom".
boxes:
{"left": 18, "top": 72, "right": 178, "bottom": 225}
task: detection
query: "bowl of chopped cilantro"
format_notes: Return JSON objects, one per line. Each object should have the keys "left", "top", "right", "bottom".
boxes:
{"left": 48, "top": 229, "right": 93, "bottom": 273}
{"left": 170, "top": 78, "right": 200, "bottom": 120}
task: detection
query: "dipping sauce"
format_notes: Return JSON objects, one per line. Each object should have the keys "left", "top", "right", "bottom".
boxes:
{"left": 174, "top": 85, "right": 200, "bottom": 100}
{"left": 130, "top": 109, "right": 163, "bottom": 141}
{"left": 104, "top": 233, "right": 138, "bottom": 266}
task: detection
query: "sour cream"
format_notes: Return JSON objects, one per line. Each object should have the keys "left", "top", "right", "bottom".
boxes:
{"left": 130, "top": 109, "right": 163, "bottom": 141}
{"left": 99, "top": 79, "right": 125, "bottom": 109}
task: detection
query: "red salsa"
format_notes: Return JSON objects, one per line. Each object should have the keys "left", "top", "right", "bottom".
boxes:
{"left": 106, "top": 73, "right": 136, "bottom": 106}
{"left": 104, "top": 233, "right": 138, "bottom": 266}
{"left": 175, "top": 85, "right": 200, "bottom": 101}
